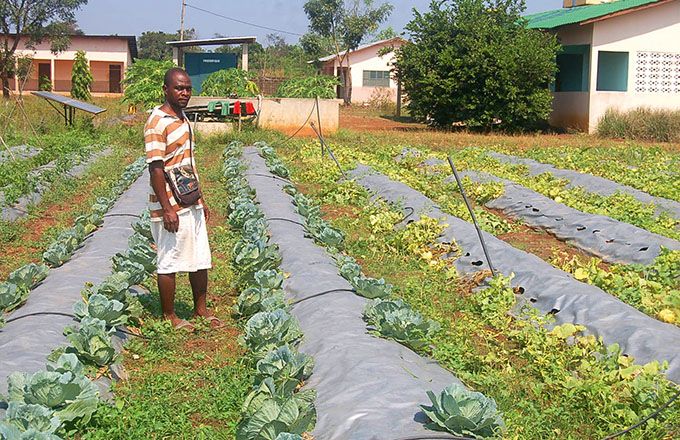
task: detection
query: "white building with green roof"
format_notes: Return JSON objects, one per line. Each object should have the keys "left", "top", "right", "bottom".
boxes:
{"left": 526, "top": 0, "right": 680, "bottom": 133}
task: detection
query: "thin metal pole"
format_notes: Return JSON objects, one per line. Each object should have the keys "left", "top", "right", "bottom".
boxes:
{"left": 310, "top": 121, "right": 346, "bottom": 180}
{"left": 315, "top": 95, "right": 323, "bottom": 154}
{"left": 446, "top": 155, "right": 497, "bottom": 277}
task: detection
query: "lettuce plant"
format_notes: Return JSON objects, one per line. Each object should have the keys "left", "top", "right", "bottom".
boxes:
{"left": 352, "top": 276, "right": 393, "bottom": 299}
{"left": 73, "top": 294, "right": 128, "bottom": 327}
{"left": 254, "top": 345, "right": 314, "bottom": 396}
{"left": 7, "top": 263, "right": 49, "bottom": 291}
{"left": 242, "top": 310, "right": 303, "bottom": 356}
{"left": 421, "top": 383, "right": 504, "bottom": 439}
{"left": 236, "top": 378, "right": 316, "bottom": 440}
{"left": 364, "top": 298, "right": 440, "bottom": 351}
{"left": 64, "top": 317, "right": 118, "bottom": 367}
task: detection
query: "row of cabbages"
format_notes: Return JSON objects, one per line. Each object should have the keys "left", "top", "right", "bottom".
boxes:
{"left": 223, "top": 141, "right": 316, "bottom": 440}
{"left": 255, "top": 141, "right": 505, "bottom": 440}
{"left": 0, "top": 189, "right": 155, "bottom": 438}
{"left": 0, "top": 158, "right": 147, "bottom": 322}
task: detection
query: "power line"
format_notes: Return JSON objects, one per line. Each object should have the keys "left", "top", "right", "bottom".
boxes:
{"left": 185, "top": 3, "right": 304, "bottom": 37}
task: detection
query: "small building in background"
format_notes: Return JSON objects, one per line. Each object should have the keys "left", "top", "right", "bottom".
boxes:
{"left": 527, "top": 0, "right": 680, "bottom": 133}
{"left": 9, "top": 34, "right": 137, "bottom": 96}
{"left": 316, "top": 37, "right": 405, "bottom": 103}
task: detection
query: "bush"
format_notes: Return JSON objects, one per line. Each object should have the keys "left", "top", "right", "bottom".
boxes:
{"left": 71, "top": 50, "right": 93, "bottom": 101}
{"left": 597, "top": 107, "right": 680, "bottom": 143}
{"left": 395, "top": 0, "right": 559, "bottom": 130}
{"left": 200, "top": 68, "right": 259, "bottom": 97}
{"left": 122, "top": 59, "right": 175, "bottom": 110}
{"left": 276, "top": 75, "right": 338, "bottom": 99}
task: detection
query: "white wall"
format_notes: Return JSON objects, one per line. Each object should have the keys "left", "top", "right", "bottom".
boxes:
{"left": 329, "top": 41, "right": 402, "bottom": 103}
{"left": 587, "top": 0, "right": 680, "bottom": 131}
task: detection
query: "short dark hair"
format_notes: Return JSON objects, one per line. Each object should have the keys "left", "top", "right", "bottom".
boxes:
{"left": 164, "top": 67, "right": 189, "bottom": 86}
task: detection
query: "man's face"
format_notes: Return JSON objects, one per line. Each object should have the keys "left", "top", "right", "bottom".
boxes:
{"left": 163, "top": 73, "right": 192, "bottom": 108}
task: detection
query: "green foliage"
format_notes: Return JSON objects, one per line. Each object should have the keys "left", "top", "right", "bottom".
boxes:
{"left": 236, "top": 379, "right": 316, "bottom": 440}
{"left": 38, "top": 75, "right": 52, "bottom": 91}
{"left": 303, "top": 0, "right": 393, "bottom": 102}
{"left": 276, "top": 75, "right": 338, "bottom": 99}
{"left": 137, "top": 29, "right": 199, "bottom": 61}
{"left": 242, "top": 310, "right": 304, "bottom": 357}
{"left": 254, "top": 345, "right": 314, "bottom": 396}
{"left": 122, "top": 59, "right": 176, "bottom": 109}
{"left": 63, "top": 317, "right": 118, "bottom": 368}
{"left": 70, "top": 50, "right": 93, "bottom": 101}
{"left": 395, "top": 0, "right": 559, "bottom": 130}
{"left": 364, "top": 298, "right": 440, "bottom": 350}
{"left": 200, "top": 69, "right": 259, "bottom": 97}
{"left": 73, "top": 294, "right": 128, "bottom": 327}
{"left": 421, "top": 383, "right": 505, "bottom": 439}
{"left": 6, "top": 353, "right": 99, "bottom": 425}
{"left": 351, "top": 275, "right": 393, "bottom": 299}
{"left": 598, "top": 107, "right": 680, "bottom": 143}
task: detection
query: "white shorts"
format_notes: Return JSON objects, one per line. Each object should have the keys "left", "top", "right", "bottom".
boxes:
{"left": 150, "top": 206, "right": 212, "bottom": 274}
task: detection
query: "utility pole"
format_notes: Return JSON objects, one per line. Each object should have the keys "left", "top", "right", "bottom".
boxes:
{"left": 179, "top": 0, "right": 186, "bottom": 41}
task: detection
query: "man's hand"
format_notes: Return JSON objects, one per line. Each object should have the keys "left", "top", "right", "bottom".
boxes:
{"left": 163, "top": 208, "right": 179, "bottom": 232}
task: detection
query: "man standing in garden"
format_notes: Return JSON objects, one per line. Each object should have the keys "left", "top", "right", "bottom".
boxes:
{"left": 144, "top": 67, "right": 221, "bottom": 331}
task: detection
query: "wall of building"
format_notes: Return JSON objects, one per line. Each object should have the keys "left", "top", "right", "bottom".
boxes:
{"left": 11, "top": 36, "right": 132, "bottom": 95}
{"left": 550, "top": 92, "right": 591, "bottom": 130}
{"left": 587, "top": 0, "right": 680, "bottom": 131}
{"left": 326, "top": 41, "right": 402, "bottom": 103}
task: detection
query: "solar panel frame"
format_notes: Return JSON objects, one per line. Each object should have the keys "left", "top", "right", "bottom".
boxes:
{"left": 31, "top": 91, "right": 107, "bottom": 115}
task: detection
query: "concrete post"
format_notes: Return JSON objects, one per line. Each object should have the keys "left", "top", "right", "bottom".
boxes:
{"left": 14, "top": 57, "right": 19, "bottom": 93}
{"left": 50, "top": 59, "right": 55, "bottom": 91}
{"left": 242, "top": 43, "right": 249, "bottom": 71}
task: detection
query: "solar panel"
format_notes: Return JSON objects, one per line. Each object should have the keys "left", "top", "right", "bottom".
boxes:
{"left": 31, "top": 91, "right": 106, "bottom": 115}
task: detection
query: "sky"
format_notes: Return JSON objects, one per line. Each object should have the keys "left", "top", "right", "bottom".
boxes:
{"left": 75, "top": 0, "right": 564, "bottom": 44}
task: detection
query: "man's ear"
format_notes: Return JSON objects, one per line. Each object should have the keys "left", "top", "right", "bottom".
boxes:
{"left": 162, "top": 84, "right": 168, "bottom": 94}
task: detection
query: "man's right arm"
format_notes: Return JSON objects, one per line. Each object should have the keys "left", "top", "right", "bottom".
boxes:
{"left": 149, "top": 161, "right": 179, "bottom": 233}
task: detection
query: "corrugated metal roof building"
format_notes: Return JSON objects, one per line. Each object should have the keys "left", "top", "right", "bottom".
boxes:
{"left": 524, "top": 0, "right": 680, "bottom": 132}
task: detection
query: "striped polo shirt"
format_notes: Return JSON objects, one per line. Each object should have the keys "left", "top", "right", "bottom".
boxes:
{"left": 144, "top": 106, "right": 202, "bottom": 221}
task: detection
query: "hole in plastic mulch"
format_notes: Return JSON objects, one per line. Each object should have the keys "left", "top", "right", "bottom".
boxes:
{"left": 548, "top": 308, "right": 560, "bottom": 315}
{"left": 515, "top": 286, "right": 525, "bottom": 294}
{"left": 464, "top": 252, "right": 471, "bottom": 257}
{"left": 529, "top": 298, "right": 537, "bottom": 303}
{"left": 555, "top": 217, "right": 563, "bottom": 221}
{"left": 592, "top": 229, "right": 601, "bottom": 234}
{"left": 471, "top": 260, "right": 484, "bottom": 266}
{"left": 525, "top": 205, "right": 532, "bottom": 209}
{"left": 576, "top": 226, "right": 586, "bottom": 231}
{"left": 532, "top": 208, "right": 540, "bottom": 212}
{"left": 639, "top": 247, "right": 649, "bottom": 252}
{"left": 606, "top": 239, "right": 615, "bottom": 243}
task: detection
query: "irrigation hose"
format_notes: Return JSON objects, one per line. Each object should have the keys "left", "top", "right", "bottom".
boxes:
{"left": 290, "top": 288, "right": 356, "bottom": 305}
{"left": 392, "top": 435, "right": 475, "bottom": 440}
{"left": 244, "top": 172, "right": 294, "bottom": 185}
{"left": 3, "top": 311, "right": 150, "bottom": 339}
{"left": 446, "top": 156, "right": 497, "bottom": 277}
{"left": 266, "top": 217, "right": 307, "bottom": 228}
{"left": 103, "top": 213, "right": 142, "bottom": 219}
{"left": 601, "top": 387, "right": 680, "bottom": 439}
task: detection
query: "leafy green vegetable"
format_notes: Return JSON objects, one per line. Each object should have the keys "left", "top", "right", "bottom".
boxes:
{"left": 6, "top": 354, "right": 99, "bottom": 424}
{"left": 336, "top": 255, "right": 361, "bottom": 281}
{"left": 242, "top": 310, "right": 303, "bottom": 357}
{"left": 229, "top": 201, "right": 264, "bottom": 229}
{"left": 254, "top": 345, "right": 314, "bottom": 396}
{"left": 276, "top": 75, "right": 338, "bottom": 99}
{"left": 236, "top": 379, "right": 316, "bottom": 440}
{"left": 363, "top": 298, "right": 440, "bottom": 350}
{"left": 0, "top": 282, "right": 28, "bottom": 313}
{"left": 200, "top": 68, "right": 259, "bottom": 97}
{"left": 2, "top": 403, "right": 61, "bottom": 436}
{"left": 352, "top": 276, "right": 393, "bottom": 299}
{"left": 421, "top": 383, "right": 504, "bottom": 439}
{"left": 73, "top": 294, "right": 128, "bottom": 327}
{"left": 111, "top": 256, "right": 147, "bottom": 286}
{"left": 7, "top": 263, "right": 49, "bottom": 291}
{"left": 64, "top": 317, "right": 118, "bottom": 367}
{"left": 88, "top": 272, "right": 130, "bottom": 303}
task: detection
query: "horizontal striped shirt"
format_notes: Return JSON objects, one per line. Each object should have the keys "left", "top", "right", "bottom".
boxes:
{"left": 144, "top": 106, "right": 202, "bottom": 221}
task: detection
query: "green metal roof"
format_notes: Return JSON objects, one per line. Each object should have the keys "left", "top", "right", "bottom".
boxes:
{"left": 525, "top": 0, "right": 664, "bottom": 29}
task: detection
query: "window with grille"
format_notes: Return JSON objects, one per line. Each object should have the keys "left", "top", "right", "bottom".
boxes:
{"left": 635, "top": 51, "right": 680, "bottom": 94}
{"left": 363, "top": 70, "right": 390, "bottom": 87}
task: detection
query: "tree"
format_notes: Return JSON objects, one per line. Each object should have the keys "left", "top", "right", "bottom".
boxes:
{"left": 0, "top": 0, "right": 87, "bottom": 98}
{"left": 303, "top": 0, "right": 393, "bottom": 104}
{"left": 395, "top": 0, "right": 559, "bottom": 130}
{"left": 71, "top": 50, "right": 92, "bottom": 100}
{"left": 137, "top": 28, "right": 199, "bottom": 61}
{"left": 374, "top": 25, "right": 397, "bottom": 41}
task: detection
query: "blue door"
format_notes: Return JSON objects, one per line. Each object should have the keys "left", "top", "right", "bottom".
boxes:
{"left": 184, "top": 53, "right": 238, "bottom": 94}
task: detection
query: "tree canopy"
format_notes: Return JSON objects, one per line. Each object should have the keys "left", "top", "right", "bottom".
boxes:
{"left": 303, "top": 0, "right": 393, "bottom": 103}
{"left": 395, "top": 0, "right": 559, "bottom": 130}
{"left": 137, "top": 29, "right": 199, "bottom": 61}
{"left": 0, "top": 0, "right": 88, "bottom": 97}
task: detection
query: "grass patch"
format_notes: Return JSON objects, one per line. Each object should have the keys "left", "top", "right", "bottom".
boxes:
{"left": 598, "top": 107, "right": 680, "bottom": 143}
